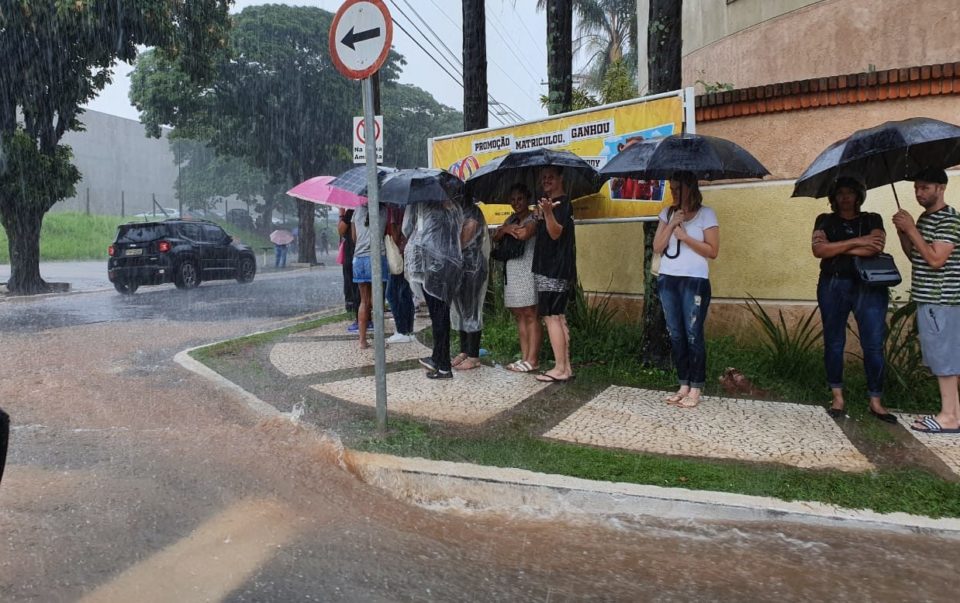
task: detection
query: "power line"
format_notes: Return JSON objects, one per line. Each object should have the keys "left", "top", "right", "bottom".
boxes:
{"left": 386, "top": 1, "right": 516, "bottom": 127}
{"left": 486, "top": 6, "right": 542, "bottom": 83}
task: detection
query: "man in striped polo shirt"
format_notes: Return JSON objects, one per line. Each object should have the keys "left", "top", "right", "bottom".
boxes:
{"left": 892, "top": 167, "right": 960, "bottom": 434}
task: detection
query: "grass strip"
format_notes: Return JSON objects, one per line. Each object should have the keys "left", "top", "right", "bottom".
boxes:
{"left": 356, "top": 417, "right": 960, "bottom": 519}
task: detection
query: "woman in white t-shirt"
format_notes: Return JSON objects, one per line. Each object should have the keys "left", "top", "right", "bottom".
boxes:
{"left": 652, "top": 172, "right": 720, "bottom": 408}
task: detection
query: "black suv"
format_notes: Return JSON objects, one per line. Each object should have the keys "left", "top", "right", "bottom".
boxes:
{"left": 108, "top": 219, "right": 257, "bottom": 294}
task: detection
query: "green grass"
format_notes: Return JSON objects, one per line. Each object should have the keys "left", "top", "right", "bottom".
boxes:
{"left": 357, "top": 417, "right": 960, "bottom": 518}
{"left": 0, "top": 212, "right": 274, "bottom": 263}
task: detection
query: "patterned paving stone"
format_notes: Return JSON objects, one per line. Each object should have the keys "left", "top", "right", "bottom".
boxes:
{"left": 310, "top": 367, "right": 551, "bottom": 424}
{"left": 897, "top": 413, "right": 960, "bottom": 477}
{"left": 544, "top": 386, "right": 873, "bottom": 472}
{"left": 270, "top": 339, "right": 431, "bottom": 376}
{"left": 291, "top": 317, "right": 430, "bottom": 338}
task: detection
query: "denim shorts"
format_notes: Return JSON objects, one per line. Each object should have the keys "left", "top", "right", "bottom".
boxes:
{"left": 352, "top": 255, "right": 389, "bottom": 283}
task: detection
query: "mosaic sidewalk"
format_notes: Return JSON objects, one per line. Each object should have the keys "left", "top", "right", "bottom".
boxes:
{"left": 290, "top": 317, "right": 431, "bottom": 338}
{"left": 897, "top": 413, "right": 960, "bottom": 477}
{"left": 544, "top": 386, "right": 874, "bottom": 472}
{"left": 311, "top": 367, "right": 550, "bottom": 425}
{"left": 270, "top": 339, "right": 432, "bottom": 376}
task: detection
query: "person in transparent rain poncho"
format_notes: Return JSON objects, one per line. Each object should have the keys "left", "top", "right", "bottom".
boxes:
{"left": 403, "top": 196, "right": 464, "bottom": 379}
{"left": 450, "top": 200, "right": 490, "bottom": 370}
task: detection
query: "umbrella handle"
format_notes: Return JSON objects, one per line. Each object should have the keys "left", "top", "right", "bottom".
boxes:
{"left": 889, "top": 182, "right": 902, "bottom": 210}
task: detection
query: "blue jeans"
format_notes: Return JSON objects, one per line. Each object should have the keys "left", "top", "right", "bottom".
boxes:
{"left": 386, "top": 274, "right": 415, "bottom": 335}
{"left": 817, "top": 276, "right": 888, "bottom": 397}
{"left": 274, "top": 244, "right": 287, "bottom": 268}
{"left": 658, "top": 275, "right": 712, "bottom": 388}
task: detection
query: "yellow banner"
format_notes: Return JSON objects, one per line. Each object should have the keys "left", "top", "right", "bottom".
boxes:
{"left": 430, "top": 95, "right": 684, "bottom": 223}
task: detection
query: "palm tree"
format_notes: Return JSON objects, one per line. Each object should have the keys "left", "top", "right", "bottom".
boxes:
{"left": 462, "top": 0, "right": 488, "bottom": 129}
{"left": 538, "top": 0, "right": 638, "bottom": 95}
{"left": 545, "top": 0, "right": 574, "bottom": 115}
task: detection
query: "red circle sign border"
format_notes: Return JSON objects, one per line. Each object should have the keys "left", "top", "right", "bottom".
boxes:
{"left": 355, "top": 118, "right": 382, "bottom": 144}
{"left": 329, "top": 0, "right": 394, "bottom": 81}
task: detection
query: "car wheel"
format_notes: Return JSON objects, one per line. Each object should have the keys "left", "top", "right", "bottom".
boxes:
{"left": 236, "top": 257, "right": 256, "bottom": 283}
{"left": 113, "top": 282, "right": 139, "bottom": 295}
{"left": 174, "top": 260, "right": 200, "bottom": 289}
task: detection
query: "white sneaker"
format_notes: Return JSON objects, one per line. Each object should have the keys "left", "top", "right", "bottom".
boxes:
{"left": 386, "top": 332, "right": 414, "bottom": 344}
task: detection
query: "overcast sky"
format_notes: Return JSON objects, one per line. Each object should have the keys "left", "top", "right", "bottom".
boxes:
{"left": 84, "top": 0, "right": 570, "bottom": 127}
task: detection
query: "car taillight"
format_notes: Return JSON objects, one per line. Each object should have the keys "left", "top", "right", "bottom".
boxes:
{"left": 157, "top": 240, "right": 171, "bottom": 253}
{"left": 108, "top": 245, "right": 115, "bottom": 257}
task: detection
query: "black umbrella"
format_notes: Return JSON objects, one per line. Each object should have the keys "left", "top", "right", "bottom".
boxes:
{"left": 464, "top": 147, "right": 607, "bottom": 202}
{"left": 379, "top": 168, "right": 464, "bottom": 205}
{"left": 328, "top": 165, "right": 398, "bottom": 197}
{"left": 792, "top": 117, "right": 960, "bottom": 205}
{"left": 598, "top": 133, "right": 770, "bottom": 181}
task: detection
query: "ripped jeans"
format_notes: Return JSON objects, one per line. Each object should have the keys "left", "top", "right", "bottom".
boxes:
{"left": 658, "top": 275, "right": 712, "bottom": 389}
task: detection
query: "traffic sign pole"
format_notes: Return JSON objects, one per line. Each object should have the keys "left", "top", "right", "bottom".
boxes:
{"left": 363, "top": 76, "right": 388, "bottom": 432}
{"left": 330, "top": 0, "right": 394, "bottom": 432}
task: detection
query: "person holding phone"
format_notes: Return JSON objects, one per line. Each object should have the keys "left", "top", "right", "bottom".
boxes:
{"left": 652, "top": 171, "right": 720, "bottom": 408}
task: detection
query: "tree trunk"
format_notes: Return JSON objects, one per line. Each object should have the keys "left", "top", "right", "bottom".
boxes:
{"left": 640, "top": 0, "right": 683, "bottom": 368}
{"left": 297, "top": 200, "right": 317, "bottom": 264}
{"left": 546, "top": 0, "right": 573, "bottom": 115}
{"left": 2, "top": 207, "right": 48, "bottom": 295}
{"left": 462, "top": 0, "right": 488, "bottom": 130}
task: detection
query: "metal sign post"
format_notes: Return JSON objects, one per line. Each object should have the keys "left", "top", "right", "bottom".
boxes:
{"left": 330, "top": 0, "right": 393, "bottom": 431}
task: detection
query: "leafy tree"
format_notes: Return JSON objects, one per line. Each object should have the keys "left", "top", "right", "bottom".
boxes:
{"left": 539, "top": 86, "right": 599, "bottom": 111}
{"left": 381, "top": 83, "right": 462, "bottom": 167}
{"left": 640, "top": 0, "right": 683, "bottom": 369}
{"left": 599, "top": 59, "right": 635, "bottom": 104}
{"left": 133, "top": 5, "right": 402, "bottom": 263}
{"left": 0, "top": 0, "right": 230, "bottom": 294}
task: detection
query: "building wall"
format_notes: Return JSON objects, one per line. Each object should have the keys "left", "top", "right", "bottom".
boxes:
{"left": 54, "top": 109, "right": 178, "bottom": 217}
{"left": 681, "top": 0, "right": 960, "bottom": 91}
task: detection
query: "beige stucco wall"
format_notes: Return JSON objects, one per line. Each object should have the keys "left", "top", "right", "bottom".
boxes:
{"left": 581, "top": 94, "right": 960, "bottom": 303}
{"left": 681, "top": 0, "right": 960, "bottom": 91}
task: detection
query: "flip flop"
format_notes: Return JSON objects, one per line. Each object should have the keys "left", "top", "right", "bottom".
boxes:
{"left": 826, "top": 407, "right": 846, "bottom": 419}
{"left": 910, "top": 416, "right": 960, "bottom": 434}
{"left": 451, "top": 353, "right": 469, "bottom": 368}
{"left": 536, "top": 373, "right": 573, "bottom": 383}
{"left": 455, "top": 358, "right": 482, "bottom": 370}
{"left": 664, "top": 393, "right": 685, "bottom": 405}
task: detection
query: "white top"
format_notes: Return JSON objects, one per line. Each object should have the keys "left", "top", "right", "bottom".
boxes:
{"left": 657, "top": 205, "right": 719, "bottom": 279}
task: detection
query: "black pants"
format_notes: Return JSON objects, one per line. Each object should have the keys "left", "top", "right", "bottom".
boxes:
{"left": 425, "top": 292, "right": 451, "bottom": 372}
{"left": 0, "top": 407, "right": 9, "bottom": 486}
{"left": 459, "top": 330, "right": 481, "bottom": 357}
{"left": 342, "top": 250, "right": 359, "bottom": 314}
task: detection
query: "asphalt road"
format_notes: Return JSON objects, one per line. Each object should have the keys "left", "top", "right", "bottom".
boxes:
{"left": 1, "top": 264, "right": 958, "bottom": 602}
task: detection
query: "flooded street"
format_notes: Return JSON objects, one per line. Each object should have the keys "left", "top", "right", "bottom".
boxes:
{"left": 1, "top": 281, "right": 958, "bottom": 602}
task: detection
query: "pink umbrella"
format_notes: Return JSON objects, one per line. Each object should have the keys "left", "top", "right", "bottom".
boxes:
{"left": 286, "top": 176, "right": 367, "bottom": 208}
{"left": 269, "top": 229, "right": 294, "bottom": 245}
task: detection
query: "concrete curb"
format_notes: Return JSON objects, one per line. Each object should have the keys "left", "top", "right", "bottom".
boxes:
{"left": 343, "top": 451, "right": 960, "bottom": 538}
{"left": 175, "top": 323, "right": 960, "bottom": 539}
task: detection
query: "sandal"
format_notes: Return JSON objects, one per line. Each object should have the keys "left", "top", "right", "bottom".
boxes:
{"left": 675, "top": 395, "right": 700, "bottom": 408}
{"left": 507, "top": 360, "right": 536, "bottom": 373}
{"left": 451, "top": 353, "right": 469, "bottom": 368}
{"left": 664, "top": 392, "right": 685, "bottom": 405}
{"left": 455, "top": 357, "right": 482, "bottom": 370}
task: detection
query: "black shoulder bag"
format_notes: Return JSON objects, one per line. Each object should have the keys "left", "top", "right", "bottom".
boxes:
{"left": 491, "top": 217, "right": 527, "bottom": 262}
{"left": 853, "top": 215, "right": 902, "bottom": 287}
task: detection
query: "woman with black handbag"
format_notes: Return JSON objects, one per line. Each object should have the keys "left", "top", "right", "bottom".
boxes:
{"left": 492, "top": 183, "right": 540, "bottom": 373}
{"left": 811, "top": 177, "right": 898, "bottom": 424}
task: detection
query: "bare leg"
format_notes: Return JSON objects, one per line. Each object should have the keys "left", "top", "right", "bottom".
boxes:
{"left": 358, "top": 282, "right": 372, "bottom": 349}
{"left": 917, "top": 375, "right": 960, "bottom": 429}
{"left": 524, "top": 307, "right": 541, "bottom": 367}
{"left": 510, "top": 307, "right": 528, "bottom": 363}
{"left": 540, "top": 314, "right": 572, "bottom": 380}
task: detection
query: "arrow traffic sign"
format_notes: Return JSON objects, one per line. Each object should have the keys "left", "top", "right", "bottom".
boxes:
{"left": 329, "top": 0, "right": 393, "bottom": 80}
